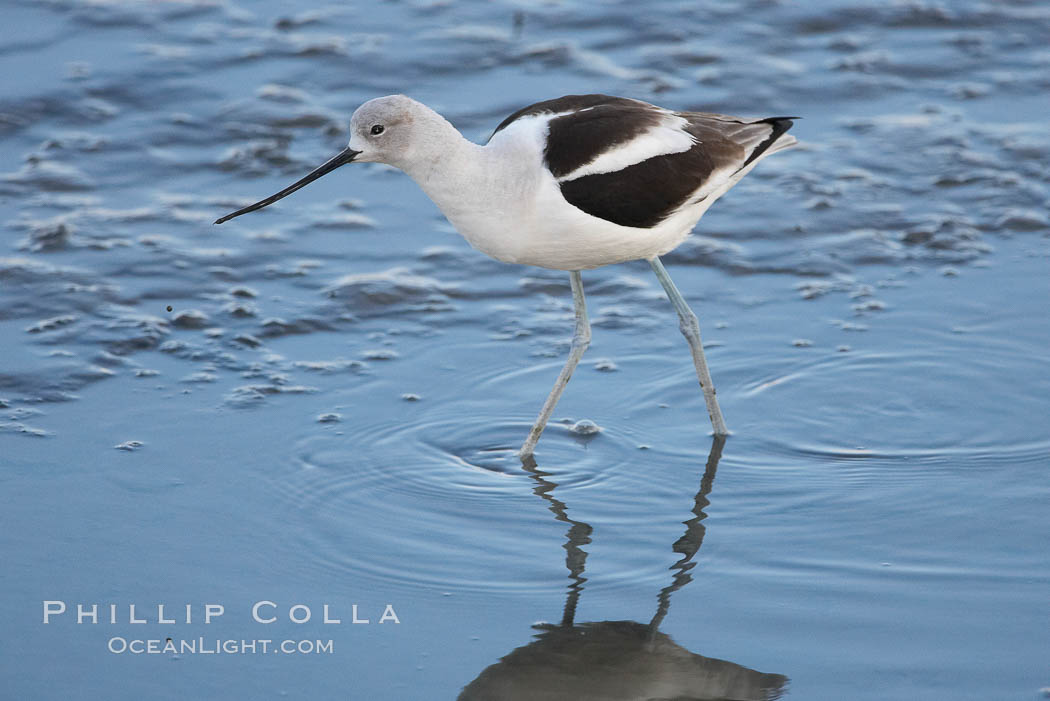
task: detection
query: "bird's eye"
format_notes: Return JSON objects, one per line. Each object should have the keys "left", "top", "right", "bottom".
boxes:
{"left": 370, "top": 124, "right": 384, "bottom": 135}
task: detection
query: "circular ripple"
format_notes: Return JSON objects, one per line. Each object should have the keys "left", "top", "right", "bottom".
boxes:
{"left": 266, "top": 406, "right": 677, "bottom": 596}
{"left": 719, "top": 346, "right": 1050, "bottom": 480}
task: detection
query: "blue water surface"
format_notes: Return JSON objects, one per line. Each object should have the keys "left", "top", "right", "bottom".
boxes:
{"left": 2, "top": 0, "right": 1048, "bottom": 699}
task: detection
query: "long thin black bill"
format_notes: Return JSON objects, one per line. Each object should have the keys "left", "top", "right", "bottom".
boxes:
{"left": 214, "top": 147, "right": 360, "bottom": 224}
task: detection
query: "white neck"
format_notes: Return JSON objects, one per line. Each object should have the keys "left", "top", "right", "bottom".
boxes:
{"left": 387, "top": 107, "right": 476, "bottom": 180}
{"left": 391, "top": 110, "right": 531, "bottom": 262}
{"left": 380, "top": 102, "right": 551, "bottom": 264}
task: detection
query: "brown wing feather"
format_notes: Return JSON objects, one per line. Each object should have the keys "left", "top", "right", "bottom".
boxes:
{"left": 559, "top": 114, "right": 795, "bottom": 229}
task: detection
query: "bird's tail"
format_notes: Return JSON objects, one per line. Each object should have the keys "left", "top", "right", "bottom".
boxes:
{"left": 738, "top": 116, "right": 798, "bottom": 168}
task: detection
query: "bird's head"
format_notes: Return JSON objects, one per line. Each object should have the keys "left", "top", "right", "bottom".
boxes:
{"left": 347, "top": 94, "right": 423, "bottom": 165}
{"left": 214, "top": 94, "right": 428, "bottom": 224}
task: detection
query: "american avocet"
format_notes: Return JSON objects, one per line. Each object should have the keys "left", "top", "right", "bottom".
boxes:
{"left": 215, "top": 94, "right": 798, "bottom": 458}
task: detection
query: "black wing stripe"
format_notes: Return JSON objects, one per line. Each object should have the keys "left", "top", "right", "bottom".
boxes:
{"left": 493, "top": 97, "right": 798, "bottom": 230}
{"left": 489, "top": 94, "right": 642, "bottom": 138}
{"left": 557, "top": 116, "right": 795, "bottom": 229}
{"left": 558, "top": 145, "right": 719, "bottom": 229}
{"left": 544, "top": 104, "right": 664, "bottom": 179}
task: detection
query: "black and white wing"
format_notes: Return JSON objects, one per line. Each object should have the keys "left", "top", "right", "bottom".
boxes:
{"left": 493, "top": 94, "right": 797, "bottom": 229}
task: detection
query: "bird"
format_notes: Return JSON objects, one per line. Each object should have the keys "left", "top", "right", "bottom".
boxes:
{"left": 215, "top": 94, "right": 798, "bottom": 458}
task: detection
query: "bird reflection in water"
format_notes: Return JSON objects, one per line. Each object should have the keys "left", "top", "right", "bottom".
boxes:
{"left": 458, "top": 437, "right": 788, "bottom": 700}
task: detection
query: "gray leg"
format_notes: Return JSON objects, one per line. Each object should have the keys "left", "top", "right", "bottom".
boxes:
{"left": 649, "top": 256, "right": 728, "bottom": 436}
{"left": 520, "top": 271, "right": 591, "bottom": 459}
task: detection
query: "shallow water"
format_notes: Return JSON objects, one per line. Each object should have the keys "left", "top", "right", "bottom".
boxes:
{"left": 2, "top": 0, "right": 1049, "bottom": 698}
